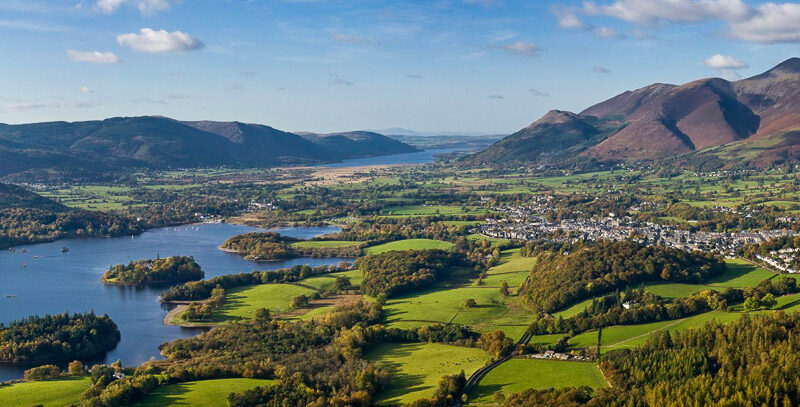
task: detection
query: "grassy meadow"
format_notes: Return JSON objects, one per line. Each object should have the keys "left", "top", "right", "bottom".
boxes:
{"left": 366, "top": 239, "right": 455, "bottom": 254}
{"left": 365, "top": 342, "right": 490, "bottom": 405}
{"left": 0, "top": 377, "right": 91, "bottom": 407}
{"left": 468, "top": 359, "right": 609, "bottom": 404}
{"left": 136, "top": 378, "right": 277, "bottom": 407}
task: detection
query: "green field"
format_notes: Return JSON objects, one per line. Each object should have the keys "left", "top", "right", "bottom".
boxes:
{"left": 555, "top": 259, "right": 775, "bottom": 317}
{"left": 366, "top": 239, "right": 455, "bottom": 254}
{"left": 566, "top": 292, "right": 800, "bottom": 350}
{"left": 0, "top": 377, "right": 91, "bottom": 407}
{"left": 366, "top": 342, "right": 490, "bottom": 405}
{"left": 136, "top": 378, "right": 277, "bottom": 407}
{"left": 207, "top": 284, "right": 316, "bottom": 322}
{"left": 383, "top": 250, "right": 535, "bottom": 340}
{"left": 290, "top": 240, "right": 364, "bottom": 249}
{"left": 300, "top": 269, "right": 363, "bottom": 291}
{"left": 468, "top": 359, "right": 609, "bottom": 403}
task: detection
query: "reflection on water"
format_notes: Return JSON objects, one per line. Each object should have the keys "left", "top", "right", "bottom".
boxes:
{"left": 0, "top": 223, "right": 343, "bottom": 381}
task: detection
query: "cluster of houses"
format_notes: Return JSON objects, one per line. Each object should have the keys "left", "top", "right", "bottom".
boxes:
{"left": 480, "top": 205, "right": 796, "bottom": 256}
{"left": 755, "top": 248, "right": 800, "bottom": 274}
{"left": 528, "top": 350, "right": 590, "bottom": 361}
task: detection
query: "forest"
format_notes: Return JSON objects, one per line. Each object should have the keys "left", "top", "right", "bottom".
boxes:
{"left": 101, "top": 256, "right": 203, "bottom": 286}
{"left": 508, "top": 312, "right": 800, "bottom": 406}
{"left": 520, "top": 240, "right": 726, "bottom": 313}
{"left": 0, "top": 312, "right": 120, "bottom": 363}
{"left": 356, "top": 249, "right": 469, "bottom": 297}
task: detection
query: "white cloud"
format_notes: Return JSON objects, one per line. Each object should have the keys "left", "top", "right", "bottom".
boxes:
{"left": 593, "top": 26, "right": 626, "bottom": 39}
{"left": 703, "top": 54, "right": 748, "bottom": 69}
{"left": 553, "top": 6, "right": 584, "bottom": 28}
{"left": 729, "top": 3, "right": 800, "bottom": 43}
{"left": 79, "top": 86, "right": 94, "bottom": 94}
{"left": 486, "top": 94, "right": 504, "bottom": 99}
{"left": 96, "top": 0, "right": 126, "bottom": 13}
{"left": 576, "top": 0, "right": 800, "bottom": 43}
{"left": 117, "top": 28, "right": 204, "bottom": 53}
{"left": 582, "top": 0, "right": 753, "bottom": 25}
{"left": 67, "top": 49, "right": 119, "bottom": 64}
{"left": 96, "top": 0, "right": 170, "bottom": 15}
{"left": 593, "top": 65, "right": 612, "bottom": 73}
{"left": 491, "top": 40, "right": 541, "bottom": 57}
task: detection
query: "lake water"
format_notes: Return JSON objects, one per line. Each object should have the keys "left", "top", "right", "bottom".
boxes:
{"left": 0, "top": 223, "right": 344, "bottom": 381}
{"left": 318, "top": 148, "right": 464, "bottom": 168}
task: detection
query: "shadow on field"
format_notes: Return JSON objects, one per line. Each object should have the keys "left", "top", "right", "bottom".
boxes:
{"left": 468, "top": 382, "right": 511, "bottom": 403}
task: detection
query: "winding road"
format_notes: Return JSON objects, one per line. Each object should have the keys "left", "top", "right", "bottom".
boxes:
{"left": 454, "top": 330, "right": 533, "bottom": 406}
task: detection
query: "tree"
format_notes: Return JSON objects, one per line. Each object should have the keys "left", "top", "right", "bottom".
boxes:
{"left": 762, "top": 293, "right": 777, "bottom": 309}
{"left": 254, "top": 308, "right": 270, "bottom": 323}
{"left": 464, "top": 298, "right": 477, "bottom": 308}
{"left": 334, "top": 276, "right": 352, "bottom": 292}
{"left": 68, "top": 360, "right": 85, "bottom": 376}
{"left": 289, "top": 294, "right": 309, "bottom": 309}
{"left": 500, "top": 281, "right": 510, "bottom": 296}
{"left": 744, "top": 296, "right": 761, "bottom": 312}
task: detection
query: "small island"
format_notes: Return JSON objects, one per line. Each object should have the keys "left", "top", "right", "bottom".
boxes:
{"left": 220, "top": 232, "right": 363, "bottom": 260}
{"left": 101, "top": 256, "right": 204, "bottom": 286}
{"left": 0, "top": 312, "right": 120, "bottom": 363}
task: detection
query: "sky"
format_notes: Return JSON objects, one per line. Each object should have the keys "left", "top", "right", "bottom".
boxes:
{"left": 1, "top": 0, "right": 800, "bottom": 134}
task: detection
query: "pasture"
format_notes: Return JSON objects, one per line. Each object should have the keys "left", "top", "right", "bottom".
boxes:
{"left": 366, "top": 239, "right": 454, "bottom": 254}
{"left": 136, "top": 378, "right": 277, "bottom": 407}
{"left": 365, "top": 342, "right": 489, "bottom": 405}
{"left": 383, "top": 249, "right": 535, "bottom": 340}
{"left": 0, "top": 376, "right": 91, "bottom": 407}
{"left": 468, "top": 359, "right": 608, "bottom": 403}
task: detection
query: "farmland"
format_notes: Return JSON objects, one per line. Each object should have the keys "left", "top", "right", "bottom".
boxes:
{"left": 366, "top": 239, "right": 455, "bottom": 254}
{"left": 365, "top": 342, "right": 490, "bottom": 405}
{"left": 468, "top": 359, "right": 609, "bottom": 404}
{"left": 136, "top": 378, "right": 277, "bottom": 407}
{"left": 0, "top": 377, "right": 91, "bottom": 407}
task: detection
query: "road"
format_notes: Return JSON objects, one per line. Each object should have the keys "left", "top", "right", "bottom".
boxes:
{"left": 454, "top": 330, "right": 533, "bottom": 406}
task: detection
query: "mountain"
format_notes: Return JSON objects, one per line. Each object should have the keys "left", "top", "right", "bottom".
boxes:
{"left": 465, "top": 111, "right": 624, "bottom": 164}
{"left": 468, "top": 58, "right": 800, "bottom": 168}
{"left": 296, "top": 131, "right": 418, "bottom": 160}
{"left": 0, "top": 182, "right": 65, "bottom": 211}
{"left": 0, "top": 117, "right": 418, "bottom": 178}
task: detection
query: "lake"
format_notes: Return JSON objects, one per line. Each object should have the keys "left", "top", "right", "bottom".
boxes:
{"left": 0, "top": 223, "right": 344, "bottom": 381}
{"left": 318, "top": 148, "right": 464, "bottom": 168}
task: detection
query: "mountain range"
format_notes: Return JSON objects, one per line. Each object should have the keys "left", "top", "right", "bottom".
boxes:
{"left": 467, "top": 58, "right": 800, "bottom": 168}
{"left": 0, "top": 116, "right": 418, "bottom": 179}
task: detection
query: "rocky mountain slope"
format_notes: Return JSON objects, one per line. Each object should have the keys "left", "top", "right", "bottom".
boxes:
{"left": 467, "top": 58, "right": 800, "bottom": 168}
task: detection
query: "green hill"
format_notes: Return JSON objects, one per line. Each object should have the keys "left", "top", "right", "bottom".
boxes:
{"left": 0, "top": 117, "right": 419, "bottom": 179}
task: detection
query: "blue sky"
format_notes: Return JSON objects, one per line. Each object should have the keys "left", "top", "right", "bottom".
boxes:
{"left": 1, "top": 0, "right": 799, "bottom": 134}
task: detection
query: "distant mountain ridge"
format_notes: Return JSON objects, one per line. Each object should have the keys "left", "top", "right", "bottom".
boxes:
{"left": 467, "top": 58, "right": 800, "bottom": 168}
{"left": 0, "top": 116, "right": 418, "bottom": 178}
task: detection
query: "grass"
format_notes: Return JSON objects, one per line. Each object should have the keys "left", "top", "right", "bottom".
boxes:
{"left": 555, "top": 259, "right": 776, "bottom": 317}
{"left": 468, "top": 359, "right": 608, "bottom": 403}
{"left": 301, "top": 270, "right": 363, "bottom": 291}
{"left": 365, "top": 342, "right": 490, "bottom": 405}
{"left": 366, "top": 239, "right": 455, "bottom": 254}
{"left": 191, "top": 284, "right": 317, "bottom": 323}
{"left": 290, "top": 240, "right": 364, "bottom": 249}
{"left": 567, "top": 292, "right": 800, "bottom": 350}
{"left": 0, "top": 376, "right": 91, "bottom": 407}
{"left": 383, "top": 251, "right": 535, "bottom": 340}
{"left": 136, "top": 378, "right": 277, "bottom": 407}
